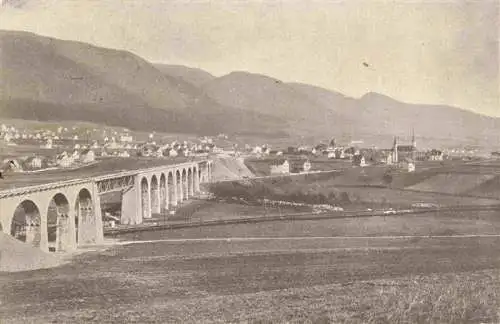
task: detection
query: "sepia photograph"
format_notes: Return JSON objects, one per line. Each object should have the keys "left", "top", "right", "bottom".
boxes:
{"left": 0, "top": 0, "right": 499, "bottom": 323}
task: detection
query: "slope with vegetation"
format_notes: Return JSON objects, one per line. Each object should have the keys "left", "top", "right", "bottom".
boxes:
{"left": 0, "top": 30, "right": 286, "bottom": 137}
{"left": 1, "top": 30, "right": 499, "bottom": 145}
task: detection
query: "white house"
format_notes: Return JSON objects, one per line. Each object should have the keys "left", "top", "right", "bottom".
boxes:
{"left": 118, "top": 150, "right": 130, "bottom": 158}
{"left": 169, "top": 148, "right": 178, "bottom": 157}
{"left": 3, "top": 159, "right": 22, "bottom": 172}
{"left": 80, "top": 149, "right": 95, "bottom": 163}
{"left": 56, "top": 152, "right": 73, "bottom": 168}
{"left": 120, "top": 134, "right": 133, "bottom": 142}
{"left": 154, "top": 148, "right": 164, "bottom": 158}
{"left": 429, "top": 150, "right": 444, "bottom": 161}
{"left": 399, "top": 159, "right": 416, "bottom": 172}
{"left": 74, "top": 143, "right": 81, "bottom": 149}
{"left": 253, "top": 146, "right": 263, "bottom": 154}
{"left": 270, "top": 159, "right": 290, "bottom": 175}
{"left": 72, "top": 150, "right": 80, "bottom": 160}
{"left": 139, "top": 143, "right": 156, "bottom": 157}
{"left": 42, "top": 138, "right": 53, "bottom": 149}
{"left": 107, "top": 141, "right": 121, "bottom": 149}
{"left": 352, "top": 154, "right": 367, "bottom": 167}
{"left": 23, "top": 156, "right": 43, "bottom": 170}
{"left": 303, "top": 160, "right": 312, "bottom": 172}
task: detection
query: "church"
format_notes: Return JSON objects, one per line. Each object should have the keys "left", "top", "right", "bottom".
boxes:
{"left": 388, "top": 130, "right": 422, "bottom": 164}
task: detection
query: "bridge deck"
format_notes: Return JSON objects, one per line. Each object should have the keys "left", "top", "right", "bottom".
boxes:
{"left": 0, "top": 157, "right": 196, "bottom": 191}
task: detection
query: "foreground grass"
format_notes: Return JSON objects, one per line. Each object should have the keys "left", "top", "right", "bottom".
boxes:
{"left": 2, "top": 267, "right": 498, "bottom": 323}
{"left": 244, "top": 271, "right": 500, "bottom": 324}
{"left": 2, "top": 231, "right": 500, "bottom": 323}
{"left": 123, "top": 209, "right": 500, "bottom": 241}
{"left": 362, "top": 272, "right": 499, "bottom": 324}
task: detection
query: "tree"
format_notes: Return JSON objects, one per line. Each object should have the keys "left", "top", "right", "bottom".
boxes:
{"left": 340, "top": 192, "right": 351, "bottom": 204}
{"left": 382, "top": 171, "right": 393, "bottom": 186}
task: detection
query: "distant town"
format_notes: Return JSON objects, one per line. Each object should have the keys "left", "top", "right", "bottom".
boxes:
{"left": 0, "top": 122, "right": 494, "bottom": 177}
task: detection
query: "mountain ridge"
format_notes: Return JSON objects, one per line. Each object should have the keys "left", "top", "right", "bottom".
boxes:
{"left": 1, "top": 29, "right": 499, "bottom": 146}
{"left": 0, "top": 29, "right": 288, "bottom": 136}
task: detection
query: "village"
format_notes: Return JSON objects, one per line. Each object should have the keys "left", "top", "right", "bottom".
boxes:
{"left": 240, "top": 134, "right": 450, "bottom": 176}
{"left": 0, "top": 122, "right": 486, "bottom": 178}
{"left": 0, "top": 123, "right": 227, "bottom": 174}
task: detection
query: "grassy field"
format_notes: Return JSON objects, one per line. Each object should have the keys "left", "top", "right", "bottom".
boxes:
{"left": 408, "top": 173, "right": 498, "bottom": 195}
{"left": 466, "top": 175, "right": 500, "bottom": 198}
{"left": 169, "top": 200, "right": 311, "bottom": 223}
{"left": 1, "top": 213, "right": 500, "bottom": 323}
{"left": 244, "top": 157, "right": 351, "bottom": 176}
{"left": 121, "top": 209, "right": 500, "bottom": 241}
{"left": 208, "top": 171, "right": 500, "bottom": 210}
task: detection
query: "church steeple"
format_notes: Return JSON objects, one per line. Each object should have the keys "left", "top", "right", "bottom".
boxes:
{"left": 411, "top": 128, "right": 416, "bottom": 149}
{"left": 392, "top": 136, "right": 398, "bottom": 164}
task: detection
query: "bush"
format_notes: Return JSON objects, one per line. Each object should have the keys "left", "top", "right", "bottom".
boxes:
{"left": 208, "top": 175, "right": 349, "bottom": 207}
{"left": 383, "top": 171, "right": 393, "bottom": 185}
{"left": 339, "top": 192, "right": 351, "bottom": 204}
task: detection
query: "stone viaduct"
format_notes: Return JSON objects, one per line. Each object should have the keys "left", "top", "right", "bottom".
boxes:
{"left": 0, "top": 160, "right": 213, "bottom": 253}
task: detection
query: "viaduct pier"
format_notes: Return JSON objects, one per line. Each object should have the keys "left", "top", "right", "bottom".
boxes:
{"left": 0, "top": 159, "right": 213, "bottom": 253}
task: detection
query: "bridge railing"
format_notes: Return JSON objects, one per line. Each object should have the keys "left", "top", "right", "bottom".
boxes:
{"left": 0, "top": 178, "right": 90, "bottom": 198}
{"left": 93, "top": 159, "right": 207, "bottom": 181}
{"left": 0, "top": 159, "right": 210, "bottom": 197}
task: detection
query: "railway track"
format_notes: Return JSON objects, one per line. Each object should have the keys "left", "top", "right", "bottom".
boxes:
{"left": 104, "top": 204, "right": 500, "bottom": 236}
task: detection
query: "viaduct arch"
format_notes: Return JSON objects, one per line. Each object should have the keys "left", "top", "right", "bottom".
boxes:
{"left": 0, "top": 160, "right": 212, "bottom": 252}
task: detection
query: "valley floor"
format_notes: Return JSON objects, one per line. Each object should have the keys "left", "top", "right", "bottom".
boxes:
{"left": 1, "top": 211, "right": 500, "bottom": 323}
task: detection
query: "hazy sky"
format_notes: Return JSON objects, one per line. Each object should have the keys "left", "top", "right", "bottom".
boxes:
{"left": 1, "top": 0, "right": 499, "bottom": 116}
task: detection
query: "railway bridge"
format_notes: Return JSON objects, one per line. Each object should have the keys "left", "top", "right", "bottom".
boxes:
{"left": 0, "top": 159, "right": 213, "bottom": 253}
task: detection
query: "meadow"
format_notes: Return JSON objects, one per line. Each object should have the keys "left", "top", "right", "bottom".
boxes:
{"left": 207, "top": 168, "right": 500, "bottom": 210}
{"left": 2, "top": 214, "right": 500, "bottom": 323}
